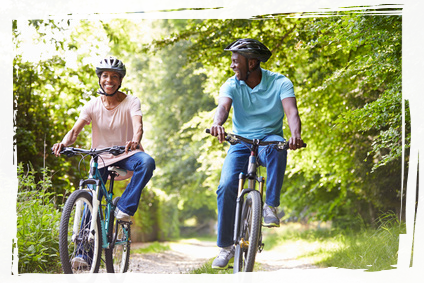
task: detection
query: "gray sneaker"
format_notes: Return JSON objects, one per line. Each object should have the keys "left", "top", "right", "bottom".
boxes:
{"left": 211, "top": 246, "right": 235, "bottom": 269}
{"left": 263, "top": 204, "right": 280, "bottom": 227}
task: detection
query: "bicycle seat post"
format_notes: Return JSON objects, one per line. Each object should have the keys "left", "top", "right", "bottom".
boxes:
{"left": 108, "top": 171, "right": 116, "bottom": 194}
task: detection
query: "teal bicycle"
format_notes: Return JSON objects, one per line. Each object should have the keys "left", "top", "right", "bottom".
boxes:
{"left": 57, "top": 146, "right": 132, "bottom": 273}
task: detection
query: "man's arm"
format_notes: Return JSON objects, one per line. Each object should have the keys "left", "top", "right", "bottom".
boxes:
{"left": 282, "top": 97, "right": 303, "bottom": 150}
{"left": 52, "top": 118, "right": 88, "bottom": 156}
{"left": 126, "top": 115, "right": 144, "bottom": 153}
{"left": 210, "top": 97, "right": 232, "bottom": 143}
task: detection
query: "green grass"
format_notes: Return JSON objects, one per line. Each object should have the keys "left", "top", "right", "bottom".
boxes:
{"left": 131, "top": 241, "right": 171, "bottom": 254}
{"left": 180, "top": 259, "right": 233, "bottom": 283}
{"left": 315, "top": 215, "right": 405, "bottom": 271}
{"left": 190, "top": 213, "right": 405, "bottom": 273}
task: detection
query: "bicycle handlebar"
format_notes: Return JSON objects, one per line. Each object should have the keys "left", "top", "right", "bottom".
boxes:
{"left": 52, "top": 145, "right": 138, "bottom": 158}
{"left": 205, "top": 129, "right": 307, "bottom": 150}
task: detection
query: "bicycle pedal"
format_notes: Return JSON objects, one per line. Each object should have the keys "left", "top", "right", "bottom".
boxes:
{"left": 258, "top": 243, "right": 264, "bottom": 253}
{"left": 117, "top": 220, "right": 133, "bottom": 225}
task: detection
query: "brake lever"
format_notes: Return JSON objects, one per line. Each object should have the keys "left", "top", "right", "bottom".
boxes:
{"left": 276, "top": 142, "right": 307, "bottom": 151}
{"left": 61, "top": 147, "right": 77, "bottom": 157}
{"left": 109, "top": 146, "right": 125, "bottom": 156}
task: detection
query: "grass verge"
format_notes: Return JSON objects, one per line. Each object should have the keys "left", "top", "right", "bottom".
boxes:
{"left": 190, "top": 213, "right": 404, "bottom": 273}
{"left": 131, "top": 241, "right": 171, "bottom": 254}
{"left": 180, "top": 259, "right": 233, "bottom": 283}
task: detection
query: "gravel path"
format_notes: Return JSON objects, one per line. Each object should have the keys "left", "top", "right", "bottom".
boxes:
{"left": 6, "top": 240, "right": 365, "bottom": 283}
{"left": 92, "top": 240, "right": 365, "bottom": 283}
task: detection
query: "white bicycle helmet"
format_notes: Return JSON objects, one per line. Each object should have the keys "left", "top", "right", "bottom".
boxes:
{"left": 95, "top": 56, "right": 126, "bottom": 78}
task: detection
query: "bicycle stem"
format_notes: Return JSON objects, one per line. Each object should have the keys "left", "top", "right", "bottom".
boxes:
{"left": 88, "top": 161, "right": 101, "bottom": 243}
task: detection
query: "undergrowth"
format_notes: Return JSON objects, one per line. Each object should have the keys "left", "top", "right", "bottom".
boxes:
{"left": 15, "top": 162, "right": 63, "bottom": 273}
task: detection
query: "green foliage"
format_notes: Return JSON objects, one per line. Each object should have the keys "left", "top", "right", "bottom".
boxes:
{"left": 16, "top": 163, "right": 62, "bottom": 273}
{"left": 136, "top": 20, "right": 217, "bottom": 224}
{"left": 329, "top": 15, "right": 405, "bottom": 172}
{"left": 156, "top": 191, "right": 180, "bottom": 240}
{"left": 160, "top": 14, "right": 405, "bottom": 224}
{"left": 109, "top": 181, "right": 181, "bottom": 242}
{"left": 14, "top": 15, "right": 407, "bottom": 263}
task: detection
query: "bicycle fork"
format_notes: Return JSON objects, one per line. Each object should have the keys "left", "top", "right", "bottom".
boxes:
{"left": 233, "top": 173, "right": 265, "bottom": 247}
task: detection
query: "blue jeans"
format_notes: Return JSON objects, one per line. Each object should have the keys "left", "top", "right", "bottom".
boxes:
{"left": 216, "top": 135, "right": 287, "bottom": 247}
{"left": 99, "top": 152, "right": 155, "bottom": 216}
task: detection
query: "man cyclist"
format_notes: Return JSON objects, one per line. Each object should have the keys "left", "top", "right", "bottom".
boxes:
{"left": 52, "top": 56, "right": 155, "bottom": 268}
{"left": 208, "top": 39, "right": 304, "bottom": 269}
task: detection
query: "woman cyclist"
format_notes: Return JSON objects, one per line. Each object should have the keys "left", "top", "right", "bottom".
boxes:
{"left": 52, "top": 56, "right": 155, "bottom": 268}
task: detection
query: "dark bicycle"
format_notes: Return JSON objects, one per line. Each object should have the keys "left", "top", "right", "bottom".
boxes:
{"left": 206, "top": 129, "right": 306, "bottom": 272}
{"left": 56, "top": 146, "right": 133, "bottom": 273}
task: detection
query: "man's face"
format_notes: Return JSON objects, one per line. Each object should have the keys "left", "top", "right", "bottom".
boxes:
{"left": 230, "top": 52, "right": 248, "bottom": 81}
{"left": 100, "top": 71, "right": 122, "bottom": 95}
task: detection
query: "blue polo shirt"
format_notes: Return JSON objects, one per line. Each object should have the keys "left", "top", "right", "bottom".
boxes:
{"left": 219, "top": 68, "right": 295, "bottom": 140}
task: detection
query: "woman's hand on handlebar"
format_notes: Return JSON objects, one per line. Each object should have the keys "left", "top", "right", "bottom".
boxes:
{"left": 125, "top": 140, "right": 144, "bottom": 153}
{"left": 209, "top": 124, "right": 226, "bottom": 143}
{"left": 52, "top": 142, "right": 66, "bottom": 157}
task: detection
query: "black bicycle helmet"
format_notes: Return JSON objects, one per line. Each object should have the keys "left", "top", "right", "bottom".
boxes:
{"left": 95, "top": 56, "right": 126, "bottom": 78}
{"left": 224, "top": 38, "right": 272, "bottom": 63}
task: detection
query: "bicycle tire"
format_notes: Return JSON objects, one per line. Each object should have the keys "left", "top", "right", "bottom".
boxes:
{"left": 59, "top": 190, "right": 102, "bottom": 274}
{"left": 105, "top": 197, "right": 131, "bottom": 273}
{"left": 233, "top": 191, "right": 261, "bottom": 273}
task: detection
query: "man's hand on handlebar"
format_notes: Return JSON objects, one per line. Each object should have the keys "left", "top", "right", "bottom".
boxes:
{"left": 288, "top": 136, "right": 304, "bottom": 150}
{"left": 209, "top": 124, "right": 226, "bottom": 144}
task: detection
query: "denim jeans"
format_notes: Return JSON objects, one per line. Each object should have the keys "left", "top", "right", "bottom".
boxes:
{"left": 216, "top": 135, "right": 287, "bottom": 247}
{"left": 99, "top": 152, "right": 155, "bottom": 216}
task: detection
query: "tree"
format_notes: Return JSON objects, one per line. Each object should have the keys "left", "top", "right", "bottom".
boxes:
{"left": 153, "top": 14, "right": 406, "bottom": 225}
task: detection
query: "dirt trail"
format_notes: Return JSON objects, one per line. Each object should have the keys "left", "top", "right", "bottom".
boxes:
{"left": 127, "top": 239, "right": 320, "bottom": 274}
{"left": 9, "top": 240, "right": 365, "bottom": 283}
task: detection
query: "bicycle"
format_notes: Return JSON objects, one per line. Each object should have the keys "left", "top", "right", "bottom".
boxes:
{"left": 55, "top": 146, "right": 133, "bottom": 274}
{"left": 206, "top": 129, "right": 306, "bottom": 273}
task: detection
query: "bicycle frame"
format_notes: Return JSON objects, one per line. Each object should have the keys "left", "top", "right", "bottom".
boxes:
{"left": 73, "top": 154, "right": 117, "bottom": 249}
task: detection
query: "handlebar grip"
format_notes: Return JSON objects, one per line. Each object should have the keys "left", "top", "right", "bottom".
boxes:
{"left": 205, "top": 129, "right": 210, "bottom": 134}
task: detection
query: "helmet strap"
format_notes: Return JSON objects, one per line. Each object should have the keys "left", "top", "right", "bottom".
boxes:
{"left": 245, "top": 57, "right": 251, "bottom": 81}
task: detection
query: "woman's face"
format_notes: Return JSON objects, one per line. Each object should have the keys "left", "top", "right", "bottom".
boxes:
{"left": 100, "top": 71, "right": 122, "bottom": 95}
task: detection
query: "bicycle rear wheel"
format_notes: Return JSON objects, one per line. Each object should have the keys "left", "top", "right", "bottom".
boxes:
{"left": 105, "top": 197, "right": 131, "bottom": 273}
{"left": 59, "top": 190, "right": 102, "bottom": 274}
{"left": 233, "top": 191, "right": 261, "bottom": 273}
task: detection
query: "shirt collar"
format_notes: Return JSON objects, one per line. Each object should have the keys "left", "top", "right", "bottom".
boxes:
{"left": 235, "top": 68, "right": 268, "bottom": 91}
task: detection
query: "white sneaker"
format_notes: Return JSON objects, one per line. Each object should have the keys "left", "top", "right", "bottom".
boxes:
{"left": 71, "top": 256, "right": 89, "bottom": 269}
{"left": 263, "top": 204, "right": 280, "bottom": 227}
{"left": 114, "top": 207, "right": 131, "bottom": 222}
{"left": 211, "top": 246, "right": 235, "bottom": 269}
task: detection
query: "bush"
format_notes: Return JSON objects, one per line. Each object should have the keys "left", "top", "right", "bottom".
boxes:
{"left": 15, "top": 163, "right": 62, "bottom": 273}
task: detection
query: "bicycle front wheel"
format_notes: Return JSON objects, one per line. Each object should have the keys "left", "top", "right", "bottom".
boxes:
{"left": 59, "top": 190, "right": 102, "bottom": 274}
{"left": 233, "top": 191, "right": 261, "bottom": 273}
{"left": 105, "top": 197, "right": 131, "bottom": 273}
